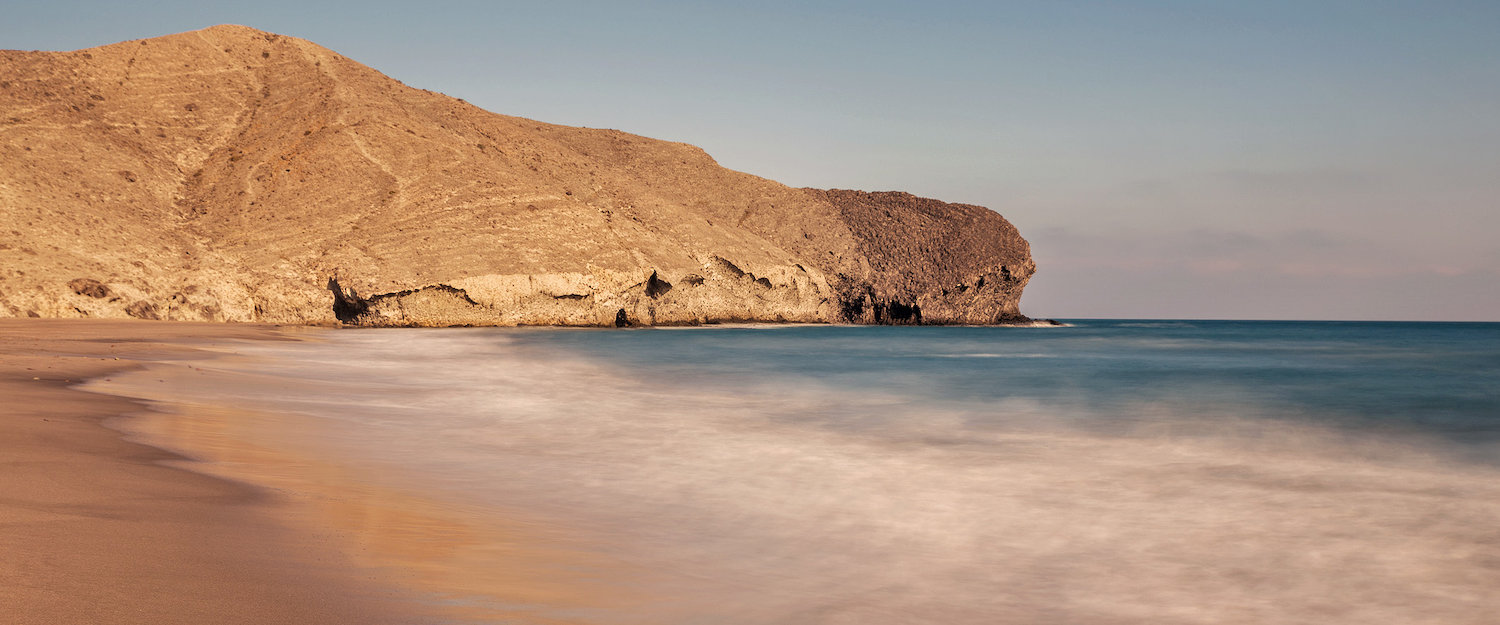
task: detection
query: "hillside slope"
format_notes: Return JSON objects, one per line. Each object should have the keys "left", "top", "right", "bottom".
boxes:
{"left": 0, "top": 25, "right": 1034, "bottom": 326}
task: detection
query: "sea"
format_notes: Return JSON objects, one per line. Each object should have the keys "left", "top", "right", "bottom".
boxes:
{"left": 92, "top": 320, "right": 1500, "bottom": 624}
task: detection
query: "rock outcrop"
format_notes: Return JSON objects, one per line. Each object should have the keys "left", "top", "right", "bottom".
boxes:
{"left": 0, "top": 25, "right": 1034, "bottom": 326}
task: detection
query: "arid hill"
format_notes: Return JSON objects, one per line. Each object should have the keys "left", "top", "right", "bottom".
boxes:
{"left": 0, "top": 25, "right": 1034, "bottom": 326}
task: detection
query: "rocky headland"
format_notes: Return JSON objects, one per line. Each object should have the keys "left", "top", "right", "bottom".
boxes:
{"left": 0, "top": 25, "right": 1034, "bottom": 326}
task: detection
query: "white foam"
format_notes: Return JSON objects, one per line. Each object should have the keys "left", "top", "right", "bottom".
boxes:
{"left": 89, "top": 328, "right": 1500, "bottom": 624}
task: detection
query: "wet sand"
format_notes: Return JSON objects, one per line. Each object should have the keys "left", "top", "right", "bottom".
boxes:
{"left": 2, "top": 319, "right": 635, "bottom": 625}
{"left": 119, "top": 389, "right": 642, "bottom": 624}
{"left": 14, "top": 319, "right": 1500, "bottom": 624}
{"left": 81, "top": 324, "right": 1500, "bottom": 624}
{"left": 0, "top": 320, "right": 419, "bottom": 625}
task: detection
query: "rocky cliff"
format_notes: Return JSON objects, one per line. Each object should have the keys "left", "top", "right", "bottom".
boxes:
{"left": 0, "top": 25, "right": 1033, "bottom": 326}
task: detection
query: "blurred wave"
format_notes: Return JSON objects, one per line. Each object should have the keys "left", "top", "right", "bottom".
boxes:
{"left": 90, "top": 321, "right": 1500, "bottom": 624}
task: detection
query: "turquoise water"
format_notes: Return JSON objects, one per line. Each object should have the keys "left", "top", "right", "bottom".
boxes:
{"left": 519, "top": 320, "right": 1500, "bottom": 454}
{"left": 97, "top": 320, "right": 1500, "bottom": 624}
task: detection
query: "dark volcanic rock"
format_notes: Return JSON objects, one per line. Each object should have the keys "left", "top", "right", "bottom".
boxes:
{"left": 811, "top": 190, "right": 1034, "bottom": 324}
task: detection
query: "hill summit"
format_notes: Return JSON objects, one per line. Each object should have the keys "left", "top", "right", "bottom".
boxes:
{"left": 0, "top": 25, "right": 1034, "bottom": 326}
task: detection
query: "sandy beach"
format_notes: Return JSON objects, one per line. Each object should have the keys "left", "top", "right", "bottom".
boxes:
{"left": 1, "top": 319, "right": 635, "bottom": 625}
{"left": 0, "top": 320, "right": 420, "bottom": 625}
{"left": 8, "top": 319, "right": 1499, "bottom": 624}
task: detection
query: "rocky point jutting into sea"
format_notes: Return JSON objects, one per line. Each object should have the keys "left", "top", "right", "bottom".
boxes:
{"left": 0, "top": 25, "right": 1034, "bottom": 326}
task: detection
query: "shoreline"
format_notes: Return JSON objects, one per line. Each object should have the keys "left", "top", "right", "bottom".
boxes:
{"left": 100, "top": 351, "right": 645, "bottom": 625}
{"left": 14, "top": 319, "right": 1500, "bottom": 623}
{"left": 0, "top": 319, "right": 419, "bottom": 625}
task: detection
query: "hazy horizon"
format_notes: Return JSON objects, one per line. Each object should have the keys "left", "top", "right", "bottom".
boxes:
{"left": 6, "top": 1, "right": 1496, "bottom": 321}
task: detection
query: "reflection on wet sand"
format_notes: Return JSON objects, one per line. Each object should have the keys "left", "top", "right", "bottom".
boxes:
{"left": 91, "top": 327, "right": 1500, "bottom": 625}
{"left": 117, "top": 398, "right": 646, "bottom": 624}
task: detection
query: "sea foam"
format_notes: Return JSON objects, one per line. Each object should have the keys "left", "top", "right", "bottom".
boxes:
{"left": 90, "top": 323, "right": 1500, "bottom": 624}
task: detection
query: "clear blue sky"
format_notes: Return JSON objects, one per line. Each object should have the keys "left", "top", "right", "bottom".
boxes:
{"left": 7, "top": 1, "right": 1497, "bottom": 320}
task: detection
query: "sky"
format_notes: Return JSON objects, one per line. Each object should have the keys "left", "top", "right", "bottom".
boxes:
{"left": 5, "top": 1, "right": 1497, "bottom": 320}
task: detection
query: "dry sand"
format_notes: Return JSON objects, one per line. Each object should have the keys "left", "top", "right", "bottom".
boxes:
{"left": 0, "top": 319, "right": 420, "bottom": 624}
{"left": 1, "top": 318, "right": 639, "bottom": 624}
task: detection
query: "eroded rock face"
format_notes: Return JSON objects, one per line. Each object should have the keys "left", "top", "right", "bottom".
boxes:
{"left": 68, "top": 278, "right": 110, "bottom": 299}
{"left": 815, "top": 190, "right": 1034, "bottom": 325}
{"left": 0, "top": 26, "right": 1034, "bottom": 326}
